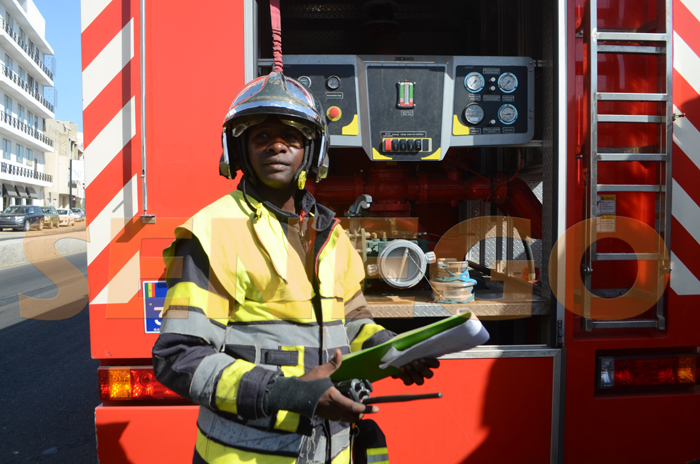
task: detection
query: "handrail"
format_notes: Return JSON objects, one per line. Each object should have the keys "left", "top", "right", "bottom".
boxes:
{"left": 0, "top": 160, "right": 52, "bottom": 182}
{"left": 0, "top": 110, "right": 54, "bottom": 147}
{"left": 0, "top": 18, "right": 54, "bottom": 81}
{"left": 0, "top": 63, "right": 54, "bottom": 113}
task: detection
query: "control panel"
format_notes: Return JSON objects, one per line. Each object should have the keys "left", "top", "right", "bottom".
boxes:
{"left": 283, "top": 55, "right": 534, "bottom": 161}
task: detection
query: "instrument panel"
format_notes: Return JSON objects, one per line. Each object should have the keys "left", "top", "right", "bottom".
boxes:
{"left": 283, "top": 55, "right": 535, "bottom": 161}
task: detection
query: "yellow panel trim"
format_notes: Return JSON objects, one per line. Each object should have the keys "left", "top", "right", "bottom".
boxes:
{"left": 368, "top": 447, "right": 389, "bottom": 456}
{"left": 453, "top": 114, "right": 470, "bottom": 135}
{"left": 195, "top": 430, "right": 296, "bottom": 464}
{"left": 342, "top": 114, "right": 359, "bottom": 135}
{"left": 214, "top": 359, "right": 257, "bottom": 414}
{"left": 372, "top": 148, "right": 392, "bottom": 160}
{"left": 422, "top": 148, "right": 441, "bottom": 160}
{"left": 164, "top": 281, "right": 230, "bottom": 321}
{"left": 350, "top": 323, "right": 387, "bottom": 352}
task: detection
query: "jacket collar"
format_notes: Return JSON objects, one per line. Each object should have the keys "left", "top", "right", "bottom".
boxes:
{"left": 238, "top": 176, "right": 336, "bottom": 232}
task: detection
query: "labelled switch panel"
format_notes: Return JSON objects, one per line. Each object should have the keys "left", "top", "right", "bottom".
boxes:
{"left": 283, "top": 56, "right": 362, "bottom": 147}
{"left": 382, "top": 137, "right": 432, "bottom": 152}
{"left": 283, "top": 55, "right": 534, "bottom": 161}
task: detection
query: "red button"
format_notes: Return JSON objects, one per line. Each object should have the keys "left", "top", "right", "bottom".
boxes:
{"left": 384, "top": 139, "right": 392, "bottom": 151}
{"left": 328, "top": 106, "right": 341, "bottom": 119}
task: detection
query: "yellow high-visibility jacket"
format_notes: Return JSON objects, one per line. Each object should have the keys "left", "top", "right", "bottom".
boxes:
{"left": 153, "top": 188, "right": 391, "bottom": 464}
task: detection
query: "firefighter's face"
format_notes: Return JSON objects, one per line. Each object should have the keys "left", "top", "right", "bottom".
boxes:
{"left": 247, "top": 117, "right": 305, "bottom": 189}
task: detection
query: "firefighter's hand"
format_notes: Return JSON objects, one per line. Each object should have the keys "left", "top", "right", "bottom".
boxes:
{"left": 394, "top": 358, "right": 440, "bottom": 386}
{"left": 300, "top": 349, "right": 379, "bottom": 422}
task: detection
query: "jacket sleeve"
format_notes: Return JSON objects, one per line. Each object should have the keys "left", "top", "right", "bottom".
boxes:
{"left": 339, "top": 235, "right": 396, "bottom": 352}
{"left": 153, "top": 237, "right": 331, "bottom": 420}
{"left": 344, "top": 290, "right": 396, "bottom": 352}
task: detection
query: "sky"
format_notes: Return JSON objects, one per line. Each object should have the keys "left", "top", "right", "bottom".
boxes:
{"left": 33, "top": 0, "right": 83, "bottom": 132}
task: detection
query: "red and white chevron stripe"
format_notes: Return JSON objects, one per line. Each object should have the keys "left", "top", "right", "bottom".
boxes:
{"left": 671, "top": 0, "right": 700, "bottom": 295}
{"left": 81, "top": 0, "right": 142, "bottom": 305}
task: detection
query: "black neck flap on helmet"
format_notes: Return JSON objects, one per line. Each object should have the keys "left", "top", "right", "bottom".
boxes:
{"left": 219, "top": 72, "right": 330, "bottom": 189}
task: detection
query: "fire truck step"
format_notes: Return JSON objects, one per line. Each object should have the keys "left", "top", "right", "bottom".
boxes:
{"left": 596, "top": 92, "right": 668, "bottom": 101}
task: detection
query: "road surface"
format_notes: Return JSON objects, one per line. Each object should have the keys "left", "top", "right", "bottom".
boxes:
{"left": 0, "top": 252, "right": 100, "bottom": 463}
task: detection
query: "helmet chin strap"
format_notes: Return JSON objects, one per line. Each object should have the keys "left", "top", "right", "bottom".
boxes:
{"left": 297, "top": 170, "right": 307, "bottom": 190}
{"left": 293, "top": 138, "right": 314, "bottom": 190}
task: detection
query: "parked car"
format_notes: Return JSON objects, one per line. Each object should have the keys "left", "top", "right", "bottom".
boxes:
{"left": 57, "top": 208, "right": 75, "bottom": 227}
{"left": 41, "top": 206, "right": 60, "bottom": 229}
{"left": 0, "top": 205, "right": 45, "bottom": 231}
{"left": 71, "top": 208, "right": 85, "bottom": 222}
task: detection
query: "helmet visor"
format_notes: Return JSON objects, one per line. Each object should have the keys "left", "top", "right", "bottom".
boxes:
{"left": 229, "top": 114, "right": 318, "bottom": 140}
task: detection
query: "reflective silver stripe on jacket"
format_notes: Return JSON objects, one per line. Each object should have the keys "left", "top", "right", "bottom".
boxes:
{"left": 198, "top": 406, "right": 305, "bottom": 455}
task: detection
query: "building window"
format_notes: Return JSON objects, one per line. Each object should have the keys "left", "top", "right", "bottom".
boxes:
{"left": 18, "top": 104, "right": 24, "bottom": 123}
{"left": 2, "top": 139, "right": 9, "bottom": 160}
{"left": 19, "top": 27, "right": 25, "bottom": 46}
{"left": 18, "top": 66, "right": 25, "bottom": 82}
{"left": 16, "top": 144, "right": 23, "bottom": 163}
{"left": 4, "top": 54, "right": 12, "bottom": 72}
{"left": 4, "top": 12, "right": 13, "bottom": 31}
{"left": 4, "top": 94, "right": 12, "bottom": 115}
{"left": 27, "top": 148, "right": 33, "bottom": 163}
{"left": 27, "top": 110, "right": 33, "bottom": 128}
{"left": 34, "top": 115, "right": 38, "bottom": 130}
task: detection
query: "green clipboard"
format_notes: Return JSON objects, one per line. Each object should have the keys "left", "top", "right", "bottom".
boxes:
{"left": 331, "top": 311, "right": 472, "bottom": 382}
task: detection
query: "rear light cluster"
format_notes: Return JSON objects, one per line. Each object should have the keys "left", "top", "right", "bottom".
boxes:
{"left": 98, "top": 366, "right": 182, "bottom": 401}
{"left": 597, "top": 353, "right": 699, "bottom": 390}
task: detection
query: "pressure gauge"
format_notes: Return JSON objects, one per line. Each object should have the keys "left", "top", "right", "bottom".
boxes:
{"left": 298, "top": 76, "right": 311, "bottom": 87}
{"left": 326, "top": 75, "right": 341, "bottom": 90}
{"left": 464, "top": 103, "right": 485, "bottom": 125}
{"left": 498, "top": 73, "right": 518, "bottom": 93}
{"left": 464, "top": 72, "right": 485, "bottom": 93}
{"left": 498, "top": 104, "right": 518, "bottom": 125}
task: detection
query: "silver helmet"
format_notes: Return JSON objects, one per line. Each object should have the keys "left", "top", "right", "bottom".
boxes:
{"left": 220, "top": 72, "right": 330, "bottom": 186}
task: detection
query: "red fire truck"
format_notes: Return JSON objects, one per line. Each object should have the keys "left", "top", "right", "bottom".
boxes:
{"left": 81, "top": 0, "right": 700, "bottom": 462}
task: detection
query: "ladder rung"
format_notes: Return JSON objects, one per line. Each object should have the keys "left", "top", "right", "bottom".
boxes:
{"left": 590, "top": 320, "right": 658, "bottom": 329}
{"left": 597, "top": 45, "right": 666, "bottom": 54}
{"left": 595, "top": 253, "right": 663, "bottom": 261}
{"left": 597, "top": 92, "right": 668, "bottom": 102}
{"left": 596, "top": 153, "right": 667, "bottom": 161}
{"left": 596, "top": 32, "right": 668, "bottom": 42}
{"left": 597, "top": 114, "right": 666, "bottom": 123}
{"left": 597, "top": 184, "right": 665, "bottom": 192}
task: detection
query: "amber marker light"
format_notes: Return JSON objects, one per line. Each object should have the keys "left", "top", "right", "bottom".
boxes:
{"left": 98, "top": 367, "right": 183, "bottom": 401}
{"left": 597, "top": 352, "right": 699, "bottom": 391}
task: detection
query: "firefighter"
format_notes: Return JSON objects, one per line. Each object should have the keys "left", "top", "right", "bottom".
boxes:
{"left": 152, "top": 71, "right": 439, "bottom": 464}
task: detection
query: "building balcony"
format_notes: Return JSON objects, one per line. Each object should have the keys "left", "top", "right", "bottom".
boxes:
{"left": 0, "top": 160, "right": 52, "bottom": 186}
{"left": 0, "top": 18, "right": 53, "bottom": 86}
{"left": 0, "top": 110, "right": 53, "bottom": 152}
{"left": 0, "top": 63, "right": 54, "bottom": 118}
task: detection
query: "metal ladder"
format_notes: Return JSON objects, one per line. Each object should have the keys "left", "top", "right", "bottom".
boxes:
{"left": 581, "top": 0, "right": 673, "bottom": 331}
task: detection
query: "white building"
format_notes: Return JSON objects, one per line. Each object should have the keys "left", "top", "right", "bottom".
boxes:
{"left": 0, "top": 0, "right": 54, "bottom": 211}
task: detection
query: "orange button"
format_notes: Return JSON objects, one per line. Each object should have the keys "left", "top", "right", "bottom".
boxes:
{"left": 327, "top": 106, "right": 341, "bottom": 120}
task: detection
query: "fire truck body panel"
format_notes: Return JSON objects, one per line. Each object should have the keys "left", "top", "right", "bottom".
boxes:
{"left": 82, "top": 0, "right": 700, "bottom": 462}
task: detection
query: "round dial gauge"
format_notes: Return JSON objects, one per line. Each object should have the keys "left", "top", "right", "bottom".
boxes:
{"left": 464, "top": 72, "right": 485, "bottom": 93}
{"left": 298, "top": 76, "right": 312, "bottom": 87}
{"left": 326, "top": 75, "right": 341, "bottom": 90}
{"left": 498, "top": 104, "right": 518, "bottom": 125}
{"left": 464, "top": 103, "right": 485, "bottom": 125}
{"left": 498, "top": 73, "right": 518, "bottom": 93}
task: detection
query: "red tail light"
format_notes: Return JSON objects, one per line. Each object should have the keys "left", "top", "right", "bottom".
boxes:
{"left": 98, "top": 367, "right": 183, "bottom": 401}
{"left": 597, "top": 353, "right": 699, "bottom": 390}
